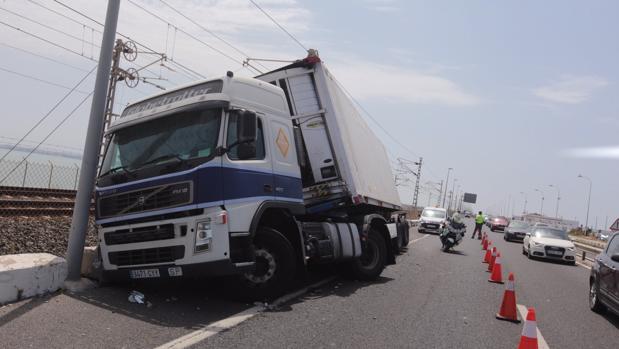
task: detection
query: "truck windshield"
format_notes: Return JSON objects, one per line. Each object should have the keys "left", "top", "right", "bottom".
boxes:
{"left": 99, "top": 107, "right": 221, "bottom": 183}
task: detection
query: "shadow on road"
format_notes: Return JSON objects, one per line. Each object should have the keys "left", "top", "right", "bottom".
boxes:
{"left": 268, "top": 276, "right": 394, "bottom": 313}
{"left": 0, "top": 294, "right": 51, "bottom": 329}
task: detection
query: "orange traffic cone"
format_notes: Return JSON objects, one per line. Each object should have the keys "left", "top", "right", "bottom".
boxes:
{"left": 496, "top": 273, "right": 520, "bottom": 323}
{"left": 488, "top": 252, "right": 504, "bottom": 283}
{"left": 483, "top": 241, "right": 492, "bottom": 263}
{"left": 487, "top": 247, "right": 497, "bottom": 271}
{"left": 481, "top": 233, "right": 486, "bottom": 247}
{"left": 517, "top": 308, "right": 539, "bottom": 349}
{"left": 482, "top": 236, "right": 489, "bottom": 251}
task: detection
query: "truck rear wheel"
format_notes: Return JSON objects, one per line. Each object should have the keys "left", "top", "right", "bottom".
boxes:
{"left": 239, "top": 227, "right": 296, "bottom": 300}
{"left": 348, "top": 228, "right": 387, "bottom": 280}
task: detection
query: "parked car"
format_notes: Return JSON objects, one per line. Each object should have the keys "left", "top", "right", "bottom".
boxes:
{"left": 418, "top": 207, "right": 447, "bottom": 234}
{"left": 490, "top": 216, "right": 509, "bottom": 232}
{"left": 589, "top": 232, "right": 619, "bottom": 315}
{"left": 504, "top": 220, "right": 530, "bottom": 242}
{"left": 523, "top": 227, "right": 576, "bottom": 265}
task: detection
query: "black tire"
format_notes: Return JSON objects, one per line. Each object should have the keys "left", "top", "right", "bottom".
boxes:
{"left": 348, "top": 228, "right": 387, "bottom": 281}
{"left": 589, "top": 281, "right": 606, "bottom": 313}
{"left": 238, "top": 227, "right": 296, "bottom": 300}
{"left": 527, "top": 245, "right": 533, "bottom": 259}
{"left": 402, "top": 227, "right": 410, "bottom": 246}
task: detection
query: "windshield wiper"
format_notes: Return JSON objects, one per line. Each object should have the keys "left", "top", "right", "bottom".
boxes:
{"left": 99, "top": 165, "right": 135, "bottom": 179}
{"left": 134, "top": 154, "right": 186, "bottom": 171}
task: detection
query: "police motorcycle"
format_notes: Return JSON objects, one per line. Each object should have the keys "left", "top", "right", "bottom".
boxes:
{"left": 439, "top": 213, "right": 467, "bottom": 252}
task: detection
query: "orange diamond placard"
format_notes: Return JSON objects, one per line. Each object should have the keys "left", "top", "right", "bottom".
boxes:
{"left": 276, "top": 128, "right": 290, "bottom": 157}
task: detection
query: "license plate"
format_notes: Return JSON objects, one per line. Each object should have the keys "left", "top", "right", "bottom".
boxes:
{"left": 427, "top": 224, "right": 437, "bottom": 229}
{"left": 168, "top": 267, "right": 183, "bottom": 277}
{"left": 547, "top": 250, "right": 562, "bottom": 256}
{"left": 129, "top": 268, "right": 160, "bottom": 279}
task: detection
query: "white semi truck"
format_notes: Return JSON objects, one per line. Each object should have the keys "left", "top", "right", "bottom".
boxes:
{"left": 95, "top": 51, "right": 408, "bottom": 298}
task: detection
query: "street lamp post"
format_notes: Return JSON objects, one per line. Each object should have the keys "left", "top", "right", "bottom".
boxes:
{"left": 534, "top": 188, "right": 544, "bottom": 216}
{"left": 548, "top": 184, "right": 560, "bottom": 218}
{"left": 577, "top": 174, "right": 592, "bottom": 232}
{"left": 442, "top": 168, "right": 453, "bottom": 208}
{"left": 520, "top": 191, "right": 527, "bottom": 214}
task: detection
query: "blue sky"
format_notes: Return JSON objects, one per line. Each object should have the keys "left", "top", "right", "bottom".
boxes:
{"left": 0, "top": 0, "right": 617, "bottom": 228}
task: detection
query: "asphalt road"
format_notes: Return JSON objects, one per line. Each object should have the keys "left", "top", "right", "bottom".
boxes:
{"left": 0, "top": 220, "right": 617, "bottom": 348}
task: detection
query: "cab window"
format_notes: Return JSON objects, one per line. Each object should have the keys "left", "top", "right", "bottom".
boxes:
{"left": 227, "top": 114, "right": 265, "bottom": 160}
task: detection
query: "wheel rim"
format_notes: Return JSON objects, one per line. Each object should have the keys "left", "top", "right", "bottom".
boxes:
{"left": 244, "top": 248, "right": 277, "bottom": 285}
{"left": 359, "top": 239, "right": 379, "bottom": 270}
{"left": 589, "top": 283, "right": 597, "bottom": 308}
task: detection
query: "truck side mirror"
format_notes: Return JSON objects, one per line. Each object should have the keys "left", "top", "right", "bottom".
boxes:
{"left": 237, "top": 110, "right": 257, "bottom": 144}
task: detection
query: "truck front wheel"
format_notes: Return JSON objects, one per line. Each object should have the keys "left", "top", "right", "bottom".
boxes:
{"left": 348, "top": 228, "right": 387, "bottom": 280}
{"left": 240, "top": 227, "right": 296, "bottom": 300}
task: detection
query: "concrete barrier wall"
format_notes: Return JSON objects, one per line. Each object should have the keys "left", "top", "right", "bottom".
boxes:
{"left": 0, "top": 253, "right": 67, "bottom": 304}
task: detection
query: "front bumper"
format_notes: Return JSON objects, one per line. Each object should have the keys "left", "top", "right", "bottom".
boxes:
{"left": 528, "top": 244, "right": 576, "bottom": 262}
{"left": 98, "top": 206, "right": 254, "bottom": 277}
{"left": 102, "top": 259, "right": 254, "bottom": 282}
{"left": 419, "top": 222, "right": 443, "bottom": 233}
{"left": 505, "top": 231, "right": 526, "bottom": 241}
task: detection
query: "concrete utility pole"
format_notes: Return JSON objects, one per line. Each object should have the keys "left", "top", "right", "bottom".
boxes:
{"left": 437, "top": 180, "right": 443, "bottom": 206}
{"left": 520, "top": 191, "right": 527, "bottom": 214}
{"left": 442, "top": 168, "right": 452, "bottom": 208}
{"left": 577, "top": 174, "right": 592, "bottom": 231}
{"left": 548, "top": 184, "right": 560, "bottom": 218}
{"left": 412, "top": 157, "right": 422, "bottom": 213}
{"left": 66, "top": 0, "right": 121, "bottom": 283}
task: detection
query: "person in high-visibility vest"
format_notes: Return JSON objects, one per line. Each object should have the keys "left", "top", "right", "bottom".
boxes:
{"left": 473, "top": 211, "right": 484, "bottom": 239}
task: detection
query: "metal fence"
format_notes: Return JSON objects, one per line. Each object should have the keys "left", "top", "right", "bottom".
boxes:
{"left": 0, "top": 159, "right": 80, "bottom": 190}
{"left": 0, "top": 159, "right": 99, "bottom": 257}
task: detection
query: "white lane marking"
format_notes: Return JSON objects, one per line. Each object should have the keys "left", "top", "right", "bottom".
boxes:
{"left": 154, "top": 276, "right": 338, "bottom": 349}
{"left": 408, "top": 234, "right": 429, "bottom": 246}
{"left": 516, "top": 304, "right": 550, "bottom": 349}
{"left": 154, "top": 306, "right": 263, "bottom": 349}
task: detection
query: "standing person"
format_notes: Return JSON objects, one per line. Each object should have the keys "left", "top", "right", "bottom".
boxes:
{"left": 473, "top": 211, "right": 484, "bottom": 239}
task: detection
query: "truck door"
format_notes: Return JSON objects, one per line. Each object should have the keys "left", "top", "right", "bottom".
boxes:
{"left": 284, "top": 74, "right": 339, "bottom": 184}
{"left": 269, "top": 117, "right": 303, "bottom": 202}
{"left": 222, "top": 111, "right": 274, "bottom": 204}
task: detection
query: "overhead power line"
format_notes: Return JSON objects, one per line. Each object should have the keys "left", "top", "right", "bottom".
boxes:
{"left": 0, "top": 42, "right": 90, "bottom": 72}
{"left": 248, "top": 0, "right": 308, "bottom": 52}
{"left": 158, "top": 0, "right": 269, "bottom": 71}
{"left": 0, "top": 66, "right": 91, "bottom": 94}
{"left": 0, "top": 20, "right": 97, "bottom": 62}
{"left": 0, "top": 90, "right": 94, "bottom": 184}
{"left": 52, "top": 0, "right": 207, "bottom": 79}
{"left": 0, "top": 6, "right": 100, "bottom": 49}
{"left": 0, "top": 65, "right": 97, "bottom": 164}
{"left": 27, "top": 0, "right": 102, "bottom": 35}
{"left": 126, "top": 0, "right": 259, "bottom": 74}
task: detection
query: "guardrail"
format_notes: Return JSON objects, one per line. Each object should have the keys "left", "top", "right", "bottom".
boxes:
{"left": 574, "top": 242, "right": 603, "bottom": 263}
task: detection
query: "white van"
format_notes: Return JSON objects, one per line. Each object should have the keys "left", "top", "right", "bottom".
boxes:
{"left": 418, "top": 207, "right": 447, "bottom": 234}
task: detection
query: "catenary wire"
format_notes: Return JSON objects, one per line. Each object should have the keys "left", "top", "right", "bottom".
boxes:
{"left": 0, "top": 65, "right": 97, "bottom": 163}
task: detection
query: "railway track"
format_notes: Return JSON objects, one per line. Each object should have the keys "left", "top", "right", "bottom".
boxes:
{"left": 0, "top": 186, "right": 92, "bottom": 216}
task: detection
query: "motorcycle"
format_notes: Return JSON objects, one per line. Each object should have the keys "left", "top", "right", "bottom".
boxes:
{"left": 439, "top": 220, "right": 466, "bottom": 252}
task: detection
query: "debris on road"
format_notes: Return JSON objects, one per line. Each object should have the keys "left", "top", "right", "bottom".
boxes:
{"left": 128, "top": 291, "right": 145, "bottom": 304}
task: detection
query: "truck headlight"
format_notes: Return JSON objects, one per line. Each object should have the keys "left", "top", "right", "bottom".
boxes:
{"left": 195, "top": 219, "right": 213, "bottom": 252}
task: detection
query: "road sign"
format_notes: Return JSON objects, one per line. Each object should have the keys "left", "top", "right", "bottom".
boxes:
{"left": 463, "top": 193, "right": 477, "bottom": 204}
{"left": 610, "top": 218, "right": 619, "bottom": 231}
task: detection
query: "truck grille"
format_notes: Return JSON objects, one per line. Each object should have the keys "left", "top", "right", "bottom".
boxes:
{"left": 108, "top": 246, "right": 185, "bottom": 266}
{"left": 104, "top": 224, "right": 175, "bottom": 245}
{"left": 98, "top": 182, "right": 192, "bottom": 218}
